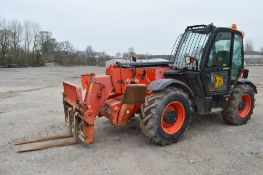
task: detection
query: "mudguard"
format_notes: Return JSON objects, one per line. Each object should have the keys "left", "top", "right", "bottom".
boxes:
{"left": 148, "top": 79, "right": 194, "bottom": 99}
{"left": 237, "top": 78, "right": 257, "bottom": 93}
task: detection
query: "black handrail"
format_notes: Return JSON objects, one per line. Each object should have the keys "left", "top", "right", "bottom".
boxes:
{"left": 116, "top": 61, "right": 172, "bottom": 68}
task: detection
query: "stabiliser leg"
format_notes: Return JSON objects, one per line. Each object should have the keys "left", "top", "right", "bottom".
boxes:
{"left": 81, "top": 111, "right": 95, "bottom": 144}
{"left": 67, "top": 110, "right": 95, "bottom": 144}
{"left": 83, "top": 123, "right": 94, "bottom": 144}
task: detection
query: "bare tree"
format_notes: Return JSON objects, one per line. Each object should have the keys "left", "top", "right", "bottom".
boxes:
{"left": 23, "top": 21, "right": 33, "bottom": 55}
{"left": 64, "top": 41, "right": 74, "bottom": 53}
{"left": 0, "top": 18, "right": 11, "bottom": 65}
{"left": 39, "top": 31, "right": 56, "bottom": 56}
{"left": 0, "top": 17, "right": 3, "bottom": 65}
{"left": 244, "top": 40, "right": 254, "bottom": 54}
{"left": 115, "top": 52, "right": 121, "bottom": 58}
{"left": 86, "top": 45, "right": 94, "bottom": 56}
{"left": 29, "top": 22, "right": 41, "bottom": 66}
{"left": 128, "top": 47, "right": 135, "bottom": 56}
{"left": 56, "top": 41, "right": 74, "bottom": 53}
{"left": 101, "top": 51, "right": 107, "bottom": 57}
{"left": 31, "top": 22, "right": 40, "bottom": 52}
{"left": 9, "top": 19, "right": 23, "bottom": 59}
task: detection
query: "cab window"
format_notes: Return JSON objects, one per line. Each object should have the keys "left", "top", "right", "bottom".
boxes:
{"left": 207, "top": 32, "right": 231, "bottom": 67}
{"left": 231, "top": 34, "right": 243, "bottom": 80}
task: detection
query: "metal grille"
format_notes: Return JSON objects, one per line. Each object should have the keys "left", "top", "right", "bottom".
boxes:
{"left": 169, "top": 34, "right": 182, "bottom": 62}
{"left": 172, "top": 31, "right": 210, "bottom": 70}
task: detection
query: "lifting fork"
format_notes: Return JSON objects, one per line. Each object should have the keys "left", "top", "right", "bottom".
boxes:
{"left": 15, "top": 132, "right": 76, "bottom": 153}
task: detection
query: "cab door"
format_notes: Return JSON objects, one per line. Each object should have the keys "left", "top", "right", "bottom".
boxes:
{"left": 230, "top": 33, "right": 244, "bottom": 84}
{"left": 203, "top": 31, "right": 233, "bottom": 95}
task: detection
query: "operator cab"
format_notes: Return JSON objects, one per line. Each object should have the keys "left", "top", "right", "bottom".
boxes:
{"left": 167, "top": 24, "right": 246, "bottom": 113}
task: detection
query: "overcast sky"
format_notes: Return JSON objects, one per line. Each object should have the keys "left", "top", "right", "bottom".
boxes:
{"left": 1, "top": 0, "right": 262, "bottom": 55}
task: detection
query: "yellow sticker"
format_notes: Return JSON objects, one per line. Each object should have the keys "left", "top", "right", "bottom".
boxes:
{"left": 214, "top": 75, "right": 224, "bottom": 89}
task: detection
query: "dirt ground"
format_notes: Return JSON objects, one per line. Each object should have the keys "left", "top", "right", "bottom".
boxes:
{"left": 0, "top": 66, "right": 262, "bottom": 175}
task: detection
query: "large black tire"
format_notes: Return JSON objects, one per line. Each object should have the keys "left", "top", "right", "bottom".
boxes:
{"left": 222, "top": 84, "right": 255, "bottom": 125}
{"left": 140, "top": 87, "right": 191, "bottom": 145}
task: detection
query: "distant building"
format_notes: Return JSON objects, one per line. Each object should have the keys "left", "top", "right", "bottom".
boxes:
{"left": 105, "top": 58, "right": 169, "bottom": 67}
{"left": 45, "top": 61, "right": 57, "bottom": 67}
{"left": 244, "top": 55, "right": 263, "bottom": 65}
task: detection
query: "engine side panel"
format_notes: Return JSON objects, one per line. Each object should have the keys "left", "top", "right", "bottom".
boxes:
{"left": 106, "top": 64, "right": 171, "bottom": 94}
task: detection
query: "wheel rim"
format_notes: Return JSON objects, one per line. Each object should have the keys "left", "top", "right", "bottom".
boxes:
{"left": 238, "top": 93, "right": 251, "bottom": 118}
{"left": 161, "top": 101, "right": 185, "bottom": 135}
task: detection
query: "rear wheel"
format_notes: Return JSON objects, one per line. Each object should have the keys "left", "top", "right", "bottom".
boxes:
{"left": 222, "top": 84, "right": 255, "bottom": 125}
{"left": 140, "top": 87, "right": 191, "bottom": 145}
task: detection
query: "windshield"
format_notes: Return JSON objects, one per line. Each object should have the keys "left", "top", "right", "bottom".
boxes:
{"left": 173, "top": 31, "right": 210, "bottom": 70}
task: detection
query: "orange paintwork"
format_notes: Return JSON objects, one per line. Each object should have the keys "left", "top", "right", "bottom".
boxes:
{"left": 161, "top": 101, "right": 186, "bottom": 135}
{"left": 63, "top": 63, "right": 172, "bottom": 144}
{"left": 63, "top": 81, "right": 83, "bottom": 108}
{"left": 231, "top": 23, "right": 237, "bottom": 29}
{"left": 106, "top": 64, "right": 171, "bottom": 94}
{"left": 238, "top": 93, "right": 252, "bottom": 118}
{"left": 231, "top": 24, "right": 245, "bottom": 38}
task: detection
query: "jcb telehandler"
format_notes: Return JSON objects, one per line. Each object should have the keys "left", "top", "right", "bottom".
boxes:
{"left": 16, "top": 24, "right": 257, "bottom": 152}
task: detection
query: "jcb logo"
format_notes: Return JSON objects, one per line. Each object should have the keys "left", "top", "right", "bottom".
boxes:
{"left": 214, "top": 75, "right": 224, "bottom": 89}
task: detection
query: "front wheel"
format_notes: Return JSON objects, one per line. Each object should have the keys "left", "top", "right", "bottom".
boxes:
{"left": 140, "top": 87, "right": 191, "bottom": 145}
{"left": 222, "top": 84, "right": 255, "bottom": 125}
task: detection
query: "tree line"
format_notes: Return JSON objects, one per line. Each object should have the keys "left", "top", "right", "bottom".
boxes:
{"left": 0, "top": 17, "right": 112, "bottom": 67}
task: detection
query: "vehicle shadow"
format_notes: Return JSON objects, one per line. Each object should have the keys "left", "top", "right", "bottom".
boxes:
{"left": 93, "top": 112, "right": 226, "bottom": 146}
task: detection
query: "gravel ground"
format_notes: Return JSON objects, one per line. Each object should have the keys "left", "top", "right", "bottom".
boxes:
{"left": 0, "top": 66, "right": 262, "bottom": 175}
